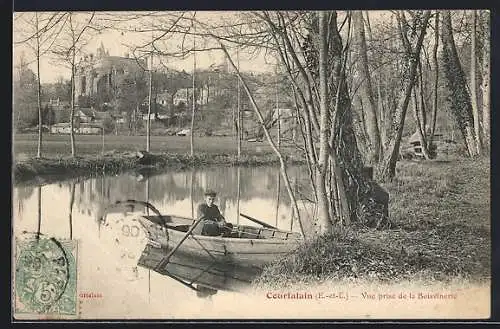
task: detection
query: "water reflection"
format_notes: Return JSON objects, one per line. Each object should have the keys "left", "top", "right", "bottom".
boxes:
{"left": 13, "top": 166, "right": 314, "bottom": 316}
{"left": 137, "top": 243, "right": 262, "bottom": 299}
{"left": 15, "top": 166, "right": 310, "bottom": 230}
{"left": 36, "top": 185, "right": 41, "bottom": 240}
{"left": 69, "top": 182, "right": 75, "bottom": 240}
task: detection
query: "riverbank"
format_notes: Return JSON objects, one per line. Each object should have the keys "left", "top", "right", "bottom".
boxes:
{"left": 254, "top": 156, "right": 491, "bottom": 288}
{"left": 13, "top": 133, "right": 302, "bottom": 185}
{"left": 13, "top": 151, "right": 303, "bottom": 186}
{"left": 14, "top": 133, "right": 275, "bottom": 158}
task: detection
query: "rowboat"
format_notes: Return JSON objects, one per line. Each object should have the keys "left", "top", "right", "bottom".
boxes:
{"left": 138, "top": 214, "right": 303, "bottom": 268}
{"left": 100, "top": 199, "right": 303, "bottom": 269}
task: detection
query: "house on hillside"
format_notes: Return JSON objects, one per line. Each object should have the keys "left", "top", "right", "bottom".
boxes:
{"left": 94, "top": 111, "right": 112, "bottom": 120}
{"left": 78, "top": 123, "right": 102, "bottom": 134}
{"left": 51, "top": 123, "right": 72, "bottom": 134}
{"left": 156, "top": 91, "right": 173, "bottom": 107}
{"left": 46, "top": 100, "right": 71, "bottom": 124}
{"left": 142, "top": 113, "right": 156, "bottom": 121}
{"left": 112, "top": 112, "right": 127, "bottom": 124}
{"left": 50, "top": 122, "right": 102, "bottom": 135}
{"left": 75, "top": 108, "right": 95, "bottom": 123}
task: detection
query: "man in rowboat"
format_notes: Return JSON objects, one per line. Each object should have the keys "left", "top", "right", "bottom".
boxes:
{"left": 193, "top": 189, "right": 233, "bottom": 237}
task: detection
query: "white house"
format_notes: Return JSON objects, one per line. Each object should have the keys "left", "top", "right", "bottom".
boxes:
{"left": 50, "top": 122, "right": 102, "bottom": 135}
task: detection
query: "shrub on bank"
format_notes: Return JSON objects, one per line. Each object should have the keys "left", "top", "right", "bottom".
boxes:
{"left": 254, "top": 157, "right": 490, "bottom": 289}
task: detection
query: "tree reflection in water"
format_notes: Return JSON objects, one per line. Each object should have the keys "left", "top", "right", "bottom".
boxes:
{"left": 75, "top": 166, "right": 307, "bottom": 218}
{"left": 137, "top": 243, "right": 262, "bottom": 299}
{"left": 69, "top": 180, "right": 75, "bottom": 240}
{"left": 13, "top": 166, "right": 315, "bottom": 305}
{"left": 16, "top": 166, "right": 313, "bottom": 241}
{"left": 36, "top": 185, "right": 41, "bottom": 240}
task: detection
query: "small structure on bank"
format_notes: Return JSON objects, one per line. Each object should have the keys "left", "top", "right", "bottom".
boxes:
{"left": 406, "top": 131, "right": 441, "bottom": 159}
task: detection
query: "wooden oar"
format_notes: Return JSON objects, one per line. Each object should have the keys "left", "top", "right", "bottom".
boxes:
{"left": 154, "top": 216, "right": 205, "bottom": 272}
{"left": 240, "top": 213, "right": 278, "bottom": 230}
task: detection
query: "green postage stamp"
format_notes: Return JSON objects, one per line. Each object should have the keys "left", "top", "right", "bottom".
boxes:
{"left": 14, "top": 236, "right": 78, "bottom": 317}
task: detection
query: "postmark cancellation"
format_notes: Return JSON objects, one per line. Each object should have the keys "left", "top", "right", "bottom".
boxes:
{"left": 13, "top": 235, "right": 78, "bottom": 318}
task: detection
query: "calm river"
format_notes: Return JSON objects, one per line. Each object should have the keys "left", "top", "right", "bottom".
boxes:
{"left": 13, "top": 166, "right": 315, "bottom": 319}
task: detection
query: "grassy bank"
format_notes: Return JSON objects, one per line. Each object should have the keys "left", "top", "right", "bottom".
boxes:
{"left": 13, "top": 133, "right": 303, "bottom": 185}
{"left": 254, "top": 156, "right": 490, "bottom": 288}
{"left": 13, "top": 151, "right": 304, "bottom": 185}
{"left": 14, "top": 133, "right": 275, "bottom": 158}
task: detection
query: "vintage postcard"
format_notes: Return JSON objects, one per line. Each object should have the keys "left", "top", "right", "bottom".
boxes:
{"left": 12, "top": 10, "right": 490, "bottom": 320}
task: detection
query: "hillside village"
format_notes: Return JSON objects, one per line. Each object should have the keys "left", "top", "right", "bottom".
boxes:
{"left": 14, "top": 41, "right": 459, "bottom": 159}
{"left": 15, "top": 43, "right": 298, "bottom": 139}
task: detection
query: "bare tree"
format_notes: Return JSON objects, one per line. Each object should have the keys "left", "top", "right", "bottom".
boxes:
{"left": 34, "top": 13, "right": 43, "bottom": 158}
{"left": 147, "top": 50, "right": 153, "bottom": 151}
{"left": 315, "top": 11, "right": 332, "bottom": 232}
{"left": 470, "top": 10, "right": 482, "bottom": 154}
{"left": 254, "top": 11, "right": 387, "bottom": 230}
{"left": 429, "top": 11, "right": 440, "bottom": 145}
{"left": 200, "top": 41, "right": 302, "bottom": 236}
{"left": 411, "top": 60, "right": 432, "bottom": 160}
{"left": 480, "top": 11, "right": 490, "bottom": 150}
{"left": 440, "top": 10, "right": 479, "bottom": 157}
{"left": 190, "top": 17, "right": 196, "bottom": 157}
{"left": 378, "top": 10, "right": 431, "bottom": 181}
{"left": 50, "top": 12, "right": 99, "bottom": 157}
{"left": 117, "top": 11, "right": 390, "bottom": 234}
{"left": 14, "top": 12, "right": 66, "bottom": 158}
{"left": 352, "top": 10, "right": 381, "bottom": 165}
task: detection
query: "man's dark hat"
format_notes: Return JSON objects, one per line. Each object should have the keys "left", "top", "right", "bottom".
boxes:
{"left": 204, "top": 189, "right": 217, "bottom": 197}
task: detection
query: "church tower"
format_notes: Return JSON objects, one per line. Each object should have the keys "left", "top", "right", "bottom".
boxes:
{"left": 97, "top": 42, "right": 107, "bottom": 59}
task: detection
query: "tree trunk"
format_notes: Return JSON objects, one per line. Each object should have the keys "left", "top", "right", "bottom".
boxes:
{"left": 190, "top": 33, "right": 196, "bottom": 157}
{"left": 364, "top": 11, "right": 374, "bottom": 42}
{"left": 413, "top": 59, "right": 432, "bottom": 159}
{"left": 168, "top": 93, "right": 173, "bottom": 127}
{"left": 328, "top": 17, "right": 386, "bottom": 228}
{"left": 315, "top": 11, "right": 332, "bottom": 234}
{"left": 147, "top": 56, "right": 152, "bottom": 152}
{"left": 351, "top": 100, "right": 370, "bottom": 161}
{"left": 36, "top": 12, "right": 43, "bottom": 158}
{"left": 219, "top": 41, "right": 306, "bottom": 239}
{"left": 418, "top": 60, "right": 427, "bottom": 131}
{"left": 275, "top": 68, "right": 280, "bottom": 149}
{"left": 353, "top": 10, "right": 381, "bottom": 164}
{"left": 260, "top": 11, "right": 384, "bottom": 229}
{"left": 69, "top": 13, "right": 77, "bottom": 157}
{"left": 236, "top": 166, "right": 241, "bottom": 225}
{"left": 134, "top": 104, "right": 139, "bottom": 135}
{"left": 237, "top": 50, "right": 242, "bottom": 157}
{"left": 480, "top": 11, "right": 490, "bottom": 150}
{"left": 206, "top": 81, "right": 210, "bottom": 104}
{"left": 379, "top": 11, "right": 431, "bottom": 181}
{"left": 440, "top": 10, "right": 479, "bottom": 157}
{"left": 470, "top": 10, "right": 482, "bottom": 154}
{"left": 429, "top": 12, "right": 439, "bottom": 145}
{"left": 412, "top": 85, "right": 431, "bottom": 159}
{"left": 70, "top": 61, "right": 76, "bottom": 157}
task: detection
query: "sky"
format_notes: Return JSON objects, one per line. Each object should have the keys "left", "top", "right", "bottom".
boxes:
{"left": 13, "top": 27, "right": 280, "bottom": 83}
{"left": 13, "top": 11, "right": 284, "bottom": 83}
{"left": 12, "top": 10, "right": 398, "bottom": 84}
